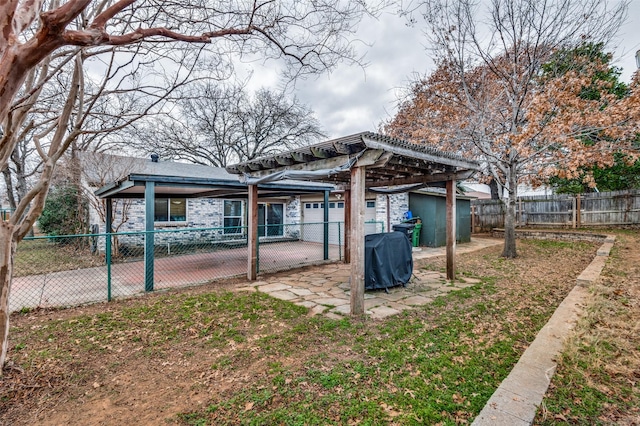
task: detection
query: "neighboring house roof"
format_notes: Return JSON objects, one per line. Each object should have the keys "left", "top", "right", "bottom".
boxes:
{"left": 93, "top": 154, "right": 333, "bottom": 199}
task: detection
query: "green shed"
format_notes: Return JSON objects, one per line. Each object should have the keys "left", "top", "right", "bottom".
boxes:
{"left": 408, "top": 190, "right": 473, "bottom": 247}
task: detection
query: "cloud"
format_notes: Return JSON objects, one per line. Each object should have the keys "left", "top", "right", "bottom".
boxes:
{"left": 241, "top": 3, "right": 640, "bottom": 140}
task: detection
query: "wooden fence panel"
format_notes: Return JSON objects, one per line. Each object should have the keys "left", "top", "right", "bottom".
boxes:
{"left": 470, "top": 189, "right": 640, "bottom": 231}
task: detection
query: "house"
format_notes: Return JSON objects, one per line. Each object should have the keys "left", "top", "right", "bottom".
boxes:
{"left": 88, "top": 152, "right": 477, "bottom": 250}
{"left": 94, "top": 132, "right": 480, "bottom": 308}
{"left": 88, "top": 154, "right": 410, "bottom": 249}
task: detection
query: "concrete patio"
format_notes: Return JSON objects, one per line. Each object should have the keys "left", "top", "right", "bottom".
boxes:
{"left": 236, "top": 236, "right": 502, "bottom": 319}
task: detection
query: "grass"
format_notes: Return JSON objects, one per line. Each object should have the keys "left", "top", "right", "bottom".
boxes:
{"left": 14, "top": 238, "right": 103, "bottom": 276}
{"left": 3, "top": 237, "right": 614, "bottom": 425}
{"left": 534, "top": 230, "right": 640, "bottom": 424}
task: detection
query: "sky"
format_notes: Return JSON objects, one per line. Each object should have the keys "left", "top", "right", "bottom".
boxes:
{"left": 245, "top": 1, "right": 640, "bottom": 139}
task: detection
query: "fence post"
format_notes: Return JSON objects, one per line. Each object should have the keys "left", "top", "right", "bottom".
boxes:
{"left": 572, "top": 196, "right": 577, "bottom": 229}
{"left": 323, "top": 190, "right": 329, "bottom": 261}
{"left": 517, "top": 198, "right": 522, "bottom": 227}
{"left": 106, "top": 200, "right": 113, "bottom": 302}
{"left": 576, "top": 194, "right": 581, "bottom": 227}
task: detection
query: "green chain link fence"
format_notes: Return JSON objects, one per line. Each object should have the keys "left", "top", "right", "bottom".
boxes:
{"left": 10, "top": 221, "right": 384, "bottom": 313}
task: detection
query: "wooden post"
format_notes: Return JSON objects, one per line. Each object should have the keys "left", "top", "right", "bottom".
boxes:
{"left": 471, "top": 205, "right": 475, "bottom": 234}
{"left": 144, "top": 181, "right": 155, "bottom": 292}
{"left": 572, "top": 196, "right": 577, "bottom": 228}
{"left": 247, "top": 184, "right": 258, "bottom": 280}
{"left": 445, "top": 180, "right": 456, "bottom": 281}
{"left": 344, "top": 189, "right": 351, "bottom": 264}
{"left": 576, "top": 194, "right": 581, "bottom": 228}
{"left": 518, "top": 198, "right": 523, "bottom": 227}
{"left": 386, "top": 195, "right": 391, "bottom": 233}
{"left": 350, "top": 167, "right": 365, "bottom": 315}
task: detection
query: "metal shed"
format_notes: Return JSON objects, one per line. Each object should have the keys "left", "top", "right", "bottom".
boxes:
{"left": 408, "top": 190, "right": 473, "bottom": 247}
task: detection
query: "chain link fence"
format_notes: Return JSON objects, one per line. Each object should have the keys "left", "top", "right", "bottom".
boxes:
{"left": 11, "top": 221, "right": 384, "bottom": 313}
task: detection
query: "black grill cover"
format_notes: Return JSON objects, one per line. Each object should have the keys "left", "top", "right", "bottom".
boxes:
{"left": 365, "top": 232, "right": 413, "bottom": 290}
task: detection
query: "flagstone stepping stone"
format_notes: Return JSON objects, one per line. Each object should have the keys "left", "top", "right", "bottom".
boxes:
{"left": 268, "top": 290, "right": 298, "bottom": 301}
{"left": 257, "top": 283, "right": 291, "bottom": 292}
{"left": 368, "top": 306, "right": 400, "bottom": 319}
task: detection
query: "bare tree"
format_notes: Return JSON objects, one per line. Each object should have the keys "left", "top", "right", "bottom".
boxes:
{"left": 234, "top": 88, "right": 325, "bottom": 161}
{"left": 391, "top": 0, "right": 633, "bottom": 258}
{"left": 0, "top": 0, "right": 384, "bottom": 370}
{"left": 136, "top": 82, "right": 324, "bottom": 166}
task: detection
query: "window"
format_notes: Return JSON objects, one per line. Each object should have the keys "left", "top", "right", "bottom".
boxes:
{"left": 312, "top": 203, "right": 319, "bottom": 208}
{"left": 305, "top": 203, "right": 312, "bottom": 209}
{"left": 337, "top": 202, "right": 344, "bottom": 208}
{"left": 154, "top": 198, "right": 186, "bottom": 222}
{"left": 223, "top": 200, "right": 243, "bottom": 234}
{"left": 329, "top": 202, "right": 336, "bottom": 208}
{"left": 366, "top": 201, "right": 375, "bottom": 208}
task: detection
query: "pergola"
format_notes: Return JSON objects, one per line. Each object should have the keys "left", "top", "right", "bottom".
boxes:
{"left": 226, "top": 132, "right": 481, "bottom": 315}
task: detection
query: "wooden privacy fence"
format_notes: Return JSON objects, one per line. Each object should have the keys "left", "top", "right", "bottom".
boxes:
{"left": 471, "top": 189, "right": 640, "bottom": 232}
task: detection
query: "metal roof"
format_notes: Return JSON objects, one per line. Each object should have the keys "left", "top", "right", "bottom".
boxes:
{"left": 225, "top": 132, "right": 481, "bottom": 187}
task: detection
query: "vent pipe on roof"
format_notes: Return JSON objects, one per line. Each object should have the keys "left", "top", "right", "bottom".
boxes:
{"left": 150, "top": 153, "right": 159, "bottom": 163}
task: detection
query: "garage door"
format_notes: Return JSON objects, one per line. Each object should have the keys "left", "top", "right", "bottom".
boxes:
{"left": 302, "top": 200, "right": 378, "bottom": 244}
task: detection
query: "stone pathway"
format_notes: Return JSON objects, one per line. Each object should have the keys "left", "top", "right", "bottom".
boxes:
{"left": 235, "top": 237, "right": 501, "bottom": 319}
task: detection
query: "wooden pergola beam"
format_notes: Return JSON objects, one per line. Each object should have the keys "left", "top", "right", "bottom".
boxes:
{"left": 240, "top": 149, "right": 387, "bottom": 178}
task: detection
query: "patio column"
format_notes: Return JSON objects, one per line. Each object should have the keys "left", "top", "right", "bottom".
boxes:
{"left": 350, "top": 166, "right": 366, "bottom": 315}
{"left": 344, "top": 189, "right": 351, "bottom": 264}
{"left": 106, "top": 199, "right": 113, "bottom": 302}
{"left": 247, "top": 184, "right": 258, "bottom": 280}
{"left": 323, "top": 190, "right": 329, "bottom": 260}
{"left": 446, "top": 179, "right": 456, "bottom": 281}
{"left": 144, "top": 181, "right": 155, "bottom": 292}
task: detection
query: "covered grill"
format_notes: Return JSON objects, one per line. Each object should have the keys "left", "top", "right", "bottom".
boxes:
{"left": 365, "top": 232, "right": 413, "bottom": 291}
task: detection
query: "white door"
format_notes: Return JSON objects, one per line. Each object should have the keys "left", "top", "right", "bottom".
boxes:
{"left": 302, "top": 199, "right": 378, "bottom": 244}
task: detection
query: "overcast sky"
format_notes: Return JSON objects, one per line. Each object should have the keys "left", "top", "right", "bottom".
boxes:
{"left": 245, "top": 2, "right": 640, "bottom": 139}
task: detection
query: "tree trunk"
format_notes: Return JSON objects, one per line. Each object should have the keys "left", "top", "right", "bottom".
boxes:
{"left": 0, "top": 222, "right": 16, "bottom": 371}
{"left": 1, "top": 167, "right": 17, "bottom": 210}
{"left": 501, "top": 167, "right": 518, "bottom": 258}
{"left": 489, "top": 178, "right": 500, "bottom": 200}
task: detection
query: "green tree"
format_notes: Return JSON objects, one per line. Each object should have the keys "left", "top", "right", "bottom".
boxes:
{"left": 37, "top": 184, "right": 87, "bottom": 238}
{"left": 550, "top": 153, "right": 640, "bottom": 194}
{"left": 543, "top": 44, "right": 640, "bottom": 193}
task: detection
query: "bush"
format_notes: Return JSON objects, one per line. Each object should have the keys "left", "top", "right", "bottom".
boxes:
{"left": 38, "top": 184, "right": 87, "bottom": 238}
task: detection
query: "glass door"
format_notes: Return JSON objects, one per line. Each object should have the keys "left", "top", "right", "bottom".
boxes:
{"left": 258, "top": 203, "right": 284, "bottom": 237}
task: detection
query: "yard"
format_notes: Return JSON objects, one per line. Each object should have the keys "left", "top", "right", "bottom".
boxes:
{"left": 1, "top": 232, "right": 638, "bottom": 425}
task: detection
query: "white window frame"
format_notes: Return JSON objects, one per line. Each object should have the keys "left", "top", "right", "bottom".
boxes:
{"left": 154, "top": 197, "right": 187, "bottom": 225}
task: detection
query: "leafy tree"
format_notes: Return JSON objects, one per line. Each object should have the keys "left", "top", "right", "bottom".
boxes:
{"left": 37, "top": 184, "right": 87, "bottom": 238}
{"left": 385, "top": 0, "right": 638, "bottom": 258}
{"left": 0, "top": 0, "right": 382, "bottom": 371}
{"left": 550, "top": 153, "right": 640, "bottom": 194}
{"left": 543, "top": 44, "right": 640, "bottom": 193}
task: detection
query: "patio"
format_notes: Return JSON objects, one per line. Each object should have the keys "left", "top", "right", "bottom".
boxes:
{"left": 9, "top": 237, "right": 501, "bottom": 314}
{"left": 234, "top": 237, "right": 502, "bottom": 319}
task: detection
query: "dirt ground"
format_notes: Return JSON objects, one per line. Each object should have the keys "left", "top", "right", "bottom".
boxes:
{"left": 1, "top": 232, "right": 638, "bottom": 425}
